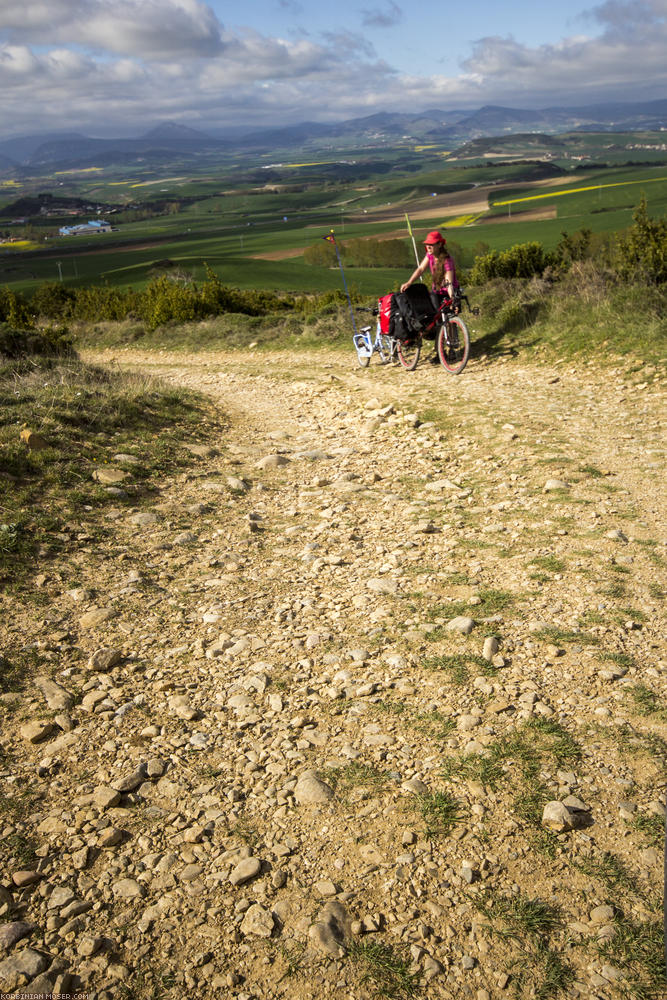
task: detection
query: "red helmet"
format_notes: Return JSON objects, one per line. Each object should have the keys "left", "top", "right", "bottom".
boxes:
{"left": 423, "top": 230, "right": 446, "bottom": 245}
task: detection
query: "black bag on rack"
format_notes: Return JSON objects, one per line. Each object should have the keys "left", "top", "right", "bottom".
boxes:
{"left": 393, "top": 284, "right": 437, "bottom": 340}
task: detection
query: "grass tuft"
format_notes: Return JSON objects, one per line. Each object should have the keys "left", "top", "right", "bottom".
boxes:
{"left": 416, "top": 790, "right": 462, "bottom": 838}
{"left": 348, "top": 939, "right": 421, "bottom": 1000}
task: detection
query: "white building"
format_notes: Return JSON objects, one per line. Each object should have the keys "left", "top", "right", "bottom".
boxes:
{"left": 59, "top": 219, "right": 113, "bottom": 236}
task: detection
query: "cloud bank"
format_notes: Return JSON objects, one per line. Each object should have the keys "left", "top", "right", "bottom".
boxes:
{"left": 0, "top": 0, "right": 665, "bottom": 136}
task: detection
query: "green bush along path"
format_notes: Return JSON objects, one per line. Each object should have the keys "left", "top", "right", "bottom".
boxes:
{"left": 1, "top": 343, "right": 665, "bottom": 1000}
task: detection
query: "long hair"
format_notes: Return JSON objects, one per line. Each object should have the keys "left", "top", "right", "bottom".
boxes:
{"left": 430, "top": 242, "right": 451, "bottom": 287}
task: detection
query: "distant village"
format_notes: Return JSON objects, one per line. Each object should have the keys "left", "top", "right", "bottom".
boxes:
{"left": 0, "top": 198, "right": 121, "bottom": 246}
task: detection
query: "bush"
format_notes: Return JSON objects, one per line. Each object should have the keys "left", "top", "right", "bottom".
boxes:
{"left": 30, "top": 282, "right": 76, "bottom": 320}
{"left": 470, "top": 242, "right": 556, "bottom": 283}
{"left": 0, "top": 287, "right": 34, "bottom": 329}
{"left": 23, "top": 267, "right": 300, "bottom": 332}
{"left": 0, "top": 322, "right": 72, "bottom": 359}
{"left": 614, "top": 196, "right": 667, "bottom": 285}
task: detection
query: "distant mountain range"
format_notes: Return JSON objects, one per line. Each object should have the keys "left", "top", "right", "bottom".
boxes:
{"left": 1, "top": 99, "right": 666, "bottom": 173}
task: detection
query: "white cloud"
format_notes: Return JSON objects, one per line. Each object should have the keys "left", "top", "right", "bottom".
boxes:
{"left": 0, "top": 0, "right": 224, "bottom": 58}
{"left": 0, "top": 44, "right": 39, "bottom": 77}
{"left": 0, "top": 0, "right": 664, "bottom": 136}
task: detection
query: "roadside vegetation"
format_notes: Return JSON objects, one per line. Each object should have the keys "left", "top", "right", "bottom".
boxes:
{"left": 0, "top": 328, "right": 225, "bottom": 606}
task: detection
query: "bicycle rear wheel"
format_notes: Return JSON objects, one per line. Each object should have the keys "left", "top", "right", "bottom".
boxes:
{"left": 378, "top": 334, "right": 394, "bottom": 364}
{"left": 437, "top": 316, "right": 469, "bottom": 374}
{"left": 397, "top": 335, "right": 421, "bottom": 371}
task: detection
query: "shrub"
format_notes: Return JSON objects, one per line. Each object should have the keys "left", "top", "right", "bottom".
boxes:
{"left": 30, "top": 282, "right": 76, "bottom": 320}
{"left": 0, "top": 287, "right": 34, "bottom": 330}
{"left": 0, "top": 322, "right": 72, "bottom": 359}
{"left": 614, "top": 196, "right": 667, "bottom": 285}
{"left": 470, "top": 241, "right": 556, "bottom": 283}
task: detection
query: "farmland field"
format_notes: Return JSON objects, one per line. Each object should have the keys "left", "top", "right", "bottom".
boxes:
{"left": 1, "top": 134, "right": 666, "bottom": 296}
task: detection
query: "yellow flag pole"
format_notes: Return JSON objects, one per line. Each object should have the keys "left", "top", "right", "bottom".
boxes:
{"left": 405, "top": 213, "right": 419, "bottom": 265}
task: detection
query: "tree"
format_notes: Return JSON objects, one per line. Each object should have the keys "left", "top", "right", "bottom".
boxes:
{"left": 614, "top": 196, "right": 667, "bottom": 285}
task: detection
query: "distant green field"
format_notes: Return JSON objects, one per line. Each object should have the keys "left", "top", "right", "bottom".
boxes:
{"left": 1, "top": 145, "right": 666, "bottom": 296}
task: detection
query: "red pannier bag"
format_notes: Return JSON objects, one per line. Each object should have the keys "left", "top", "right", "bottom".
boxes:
{"left": 378, "top": 293, "right": 394, "bottom": 335}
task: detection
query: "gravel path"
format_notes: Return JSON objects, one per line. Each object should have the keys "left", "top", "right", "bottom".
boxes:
{"left": 2, "top": 346, "right": 665, "bottom": 1000}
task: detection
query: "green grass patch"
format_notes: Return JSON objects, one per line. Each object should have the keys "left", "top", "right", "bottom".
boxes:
{"left": 606, "top": 724, "right": 667, "bottom": 764}
{"left": 422, "top": 652, "right": 497, "bottom": 683}
{"left": 416, "top": 790, "right": 463, "bottom": 838}
{"left": 597, "top": 915, "right": 666, "bottom": 1000}
{"left": 348, "top": 939, "right": 421, "bottom": 1000}
{"left": 530, "top": 555, "right": 566, "bottom": 573}
{"left": 629, "top": 813, "right": 664, "bottom": 849}
{"left": 473, "top": 891, "right": 573, "bottom": 999}
{"left": 442, "top": 718, "right": 581, "bottom": 828}
{"left": 424, "top": 588, "right": 516, "bottom": 624}
{"left": 628, "top": 684, "right": 667, "bottom": 722}
{"left": 597, "top": 651, "right": 635, "bottom": 670}
{"left": 322, "top": 761, "right": 388, "bottom": 794}
{"left": 578, "top": 464, "right": 606, "bottom": 478}
{"left": 531, "top": 626, "right": 600, "bottom": 646}
{"left": 0, "top": 354, "right": 226, "bottom": 599}
{"left": 4, "top": 831, "right": 38, "bottom": 867}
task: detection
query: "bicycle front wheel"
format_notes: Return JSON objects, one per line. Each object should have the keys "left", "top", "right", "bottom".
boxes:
{"left": 353, "top": 334, "right": 372, "bottom": 368}
{"left": 437, "top": 316, "right": 469, "bottom": 374}
{"left": 397, "top": 335, "right": 421, "bottom": 371}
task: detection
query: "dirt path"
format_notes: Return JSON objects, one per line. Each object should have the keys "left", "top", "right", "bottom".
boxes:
{"left": 2, "top": 345, "right": 665, "bottom": 1000}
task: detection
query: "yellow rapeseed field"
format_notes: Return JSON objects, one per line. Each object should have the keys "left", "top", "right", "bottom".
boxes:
{"left": 492, "top": 175, "right": 667, "bottom": 207}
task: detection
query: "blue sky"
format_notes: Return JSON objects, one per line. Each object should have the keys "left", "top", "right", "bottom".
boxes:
{"left": 220, "top": 0, "right": 600, "bottom": 75}
{"left": 0, "top": 0, "right": 665, "bottom": 137}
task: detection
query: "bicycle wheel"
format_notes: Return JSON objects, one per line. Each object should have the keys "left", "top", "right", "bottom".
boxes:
{"left": 437, "top": 316, "right": 469, "bottom": 374}
{"left": 353, "top": 334, "right": 372, "bottom": 368}
{"left": 397, "top": 335, "right": 421, "bottom": 371}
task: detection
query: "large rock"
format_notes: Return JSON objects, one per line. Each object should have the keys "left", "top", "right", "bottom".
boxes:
{"left": 240, "top": 904, "right": 274, "bottom": 938}
{"left": 229, "top": 858, "right": 261, "bottom": 886}
{"left": 34, "top": 675, "right": 74, "bottom": 711}
{"left": 542, "top": 799, "right": 590, "bottom": 832}
{"left": 88, "top": 647, "right": 123, "bottom": 671}
{"left": 0, "top": 948, "right": 49, "bottom": 990}
{"left": 447, "top": 617, "right": 475, "bottom": 635}
{"left": 79, "top": 608, "right": 116, "bottom": 630}
{"left": 0, "top": 922, "right": 33, "bottom": 953}
{"left": 20, "top": 721, "right": 55, "bottom": 744}
{"left": 294, "top": 770, "right": 335, "bottom": 805}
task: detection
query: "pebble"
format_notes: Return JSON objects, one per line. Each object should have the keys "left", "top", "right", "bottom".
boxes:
{"left": 0, "top": 948, "right": 49, "bottom": 989}
{"left": 447, "top": 616, "right": 475, "bottom": 634}
{"left": 230, "top": 858, "right": 261, "bottom": 886}
{"left": 542, "top": 800, "right": 587, "bottom": 831}
{"left": 240, "top": 904, "right": 274, "bottom": 937}
{"left": 544, "top": 479, "right": 570, "bottom": 491}
{"left": 0, "top": 922, "right": 33, "bottom": 952}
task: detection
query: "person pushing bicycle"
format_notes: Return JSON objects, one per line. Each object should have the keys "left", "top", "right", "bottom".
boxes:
{"left": 400, "top": 230, "right": 460, "bottom": 312}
